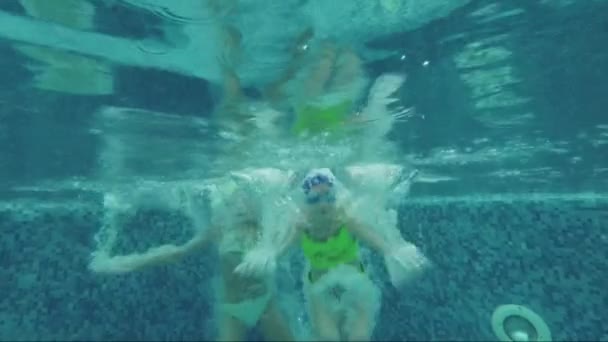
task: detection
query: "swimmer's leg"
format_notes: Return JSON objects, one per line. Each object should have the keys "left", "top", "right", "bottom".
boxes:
{"left": 217, "top": 311, "right": 247, "bottom": 342}
{"left": 344, "top": 302, "right": 375, "bottom": 342}
{"left": 216, "top": 256, "right": 248, "bottom": 342}
{"left": 263, "top": 27, "right": 315, "bottom": 105}
{"left": 299, "top": 42, "right": 337, "bottom": 101}
{"left": 308, "top": 291, "right": 341, "bottom": 341}
{"left": 213, "top": 25, "right": 253, "bottom": 147}
{"left": 258, "top": 297, "right": 295, "bottom": 341}
{"left": 216, "top": 26, "right": 244, "bottom": 108}
{"left": 206, "top": 0, "right": 238, "bottom": 17}
{"left": 207, "top": 0, "right": 243, "bottom": 105}
{"left": 328, "top": 48, "right": 364, "bottom": 92}
{"left": 342, "top": 270, "right": 381, "bottom": 341}
{"left": 217, "top": 62, "right": 243, "bottom": 113}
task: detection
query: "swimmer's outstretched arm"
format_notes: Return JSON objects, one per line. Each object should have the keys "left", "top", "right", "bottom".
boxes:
{"left": 343, "top": 217, "right": 392, "bottom": 254}
{"left": 89, "top": 227, "right": 216, "bottom": 275}
{"left": 344, "top": 213, "right": 429, "bottom": 287}
{"left": 274, "top": 224, "right": 302, "bottom": 256}
{"left": 233, "top": 224, "right": 301, "bottom": 276}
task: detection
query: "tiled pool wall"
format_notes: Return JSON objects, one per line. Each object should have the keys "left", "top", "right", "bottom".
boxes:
{"left": 0, "top": 195, "right": 606, "bottom": 341}
{"left": 383, "top": 195, "right": 607, "bottom": 341}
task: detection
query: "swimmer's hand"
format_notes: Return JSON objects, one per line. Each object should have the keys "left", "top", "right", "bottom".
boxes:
{"left": 89, "top": 244, "right": 186, "bottom": 274}
{"left": 234, "top": 247, "right": 277, "bottom": 277}
{"left": 405, "top": 169, "right": 419, "bottom": 182}
{"left": 388, "top": 169, "right": 419, "bottom": 207}
{"left": 368, "top": 73, "right": 406, "bottom": 104}
{"left": 384, "top": 243, "right": 430, "bottom": 287}
{"left": 89, "top": 253, "right": 137, "bottom": 274}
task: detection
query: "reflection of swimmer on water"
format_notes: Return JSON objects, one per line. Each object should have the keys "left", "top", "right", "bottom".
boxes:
{"left": 288, "top": 41, "right": 366, "bottom": 137}
{"left": 212, "top": 22, "right": 410, "bottom": 145}
{"left": 88, "top": 177, "right": 295, "bottom": 341}
{"left": 209, "top": 23, "right": 316, "bottom": 162}
{"left": 278, "top": 35, "right": 413, "bottom": 140}
{"left": 236, "top": 168, "right": 429, "bottom": 341}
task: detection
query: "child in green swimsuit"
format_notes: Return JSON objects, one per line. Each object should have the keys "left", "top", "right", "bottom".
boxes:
{"left": 235, "top": 168, "right": 429, "bottom": 341}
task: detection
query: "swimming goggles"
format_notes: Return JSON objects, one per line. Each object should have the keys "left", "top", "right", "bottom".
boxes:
{"left": 306, "top": 191, "right": 336, "bottom": 204}
{"left": 302, "top": 173, "right": 334, "bottom": 194}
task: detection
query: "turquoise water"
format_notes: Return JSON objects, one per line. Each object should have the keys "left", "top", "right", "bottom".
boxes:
{"left": 0, "top": 1, "right": 607, "bottom": 341}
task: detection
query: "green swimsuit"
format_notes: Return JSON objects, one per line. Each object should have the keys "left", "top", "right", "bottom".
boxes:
{"left": 301, "top": 224, "right": 361, "bottom": 270}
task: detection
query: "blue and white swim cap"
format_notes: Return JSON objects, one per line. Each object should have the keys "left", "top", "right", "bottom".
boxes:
{"left": 301, "top": 168, "right": 336, "bottom": 195}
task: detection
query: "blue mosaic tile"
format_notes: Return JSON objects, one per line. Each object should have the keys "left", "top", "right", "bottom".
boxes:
{"left": 0, "top": 194, "right": 606, "bottom": 340}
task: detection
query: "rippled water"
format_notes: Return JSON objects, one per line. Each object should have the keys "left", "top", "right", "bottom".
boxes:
{"left": 0, "top": 0, "right": 606, "bottom": 195}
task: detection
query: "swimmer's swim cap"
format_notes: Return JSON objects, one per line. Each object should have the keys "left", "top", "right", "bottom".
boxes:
{"left": 302, "top": 168, "right": 336, "bottom": 194}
